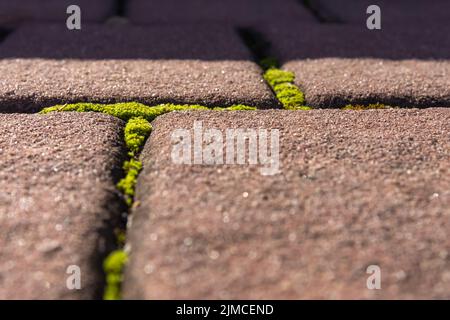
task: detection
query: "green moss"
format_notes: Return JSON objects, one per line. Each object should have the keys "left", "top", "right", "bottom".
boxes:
{"left": 40, "top": 102, "right": 256, "bottom": 121}
{"left": 124, "top": 117, "right": 152, "bottom": 156}
{"left": 264, "top": 69, "right": 295, "bottom": 87}
{"left": 40, "top": 102, "right": 207, "bottom": 121}
{"left": 263, "top": 68, "right": 311, "bottom": 110}
{"left": 115, "top": 229, "right": 127, "bottom": 247}
{"left": 117, "top": 158, "right": 142, "bottom": 206}
{"left": 213, "top": 105, "right": 257, "bottom": 111}
{"left": 342, "top": 103, "right": 390, "bottom": 110}
{"left": 103, "top": 250, "right": 128, "bottom": 300}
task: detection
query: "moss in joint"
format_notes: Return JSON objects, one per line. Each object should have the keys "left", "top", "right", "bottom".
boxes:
{"left": 40, "top": 102, "right": 256, "bottom": 121}
{"left": 213, "top": 105, "right": 256, "bottom": 111}
{"left": 342, "top": 103, "right": 390, "bottom": 110}
{"left": 124, "top": 117, "right": 152, "bottom": 156}
{"left": 117, "top": 158, "right": 142, "bottom": 207}
{"left": 103, "top": 250, "right": 128, "bottom": 300}
{"left": 263, "top": 68, "right": 311, "bottom": 110}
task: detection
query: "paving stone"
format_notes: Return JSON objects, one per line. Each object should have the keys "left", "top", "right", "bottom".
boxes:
{"left": 259, "top": 22, "right": 450, "bottom": 107}
{"left": 126, "top": 0, "right": 315, "bottom": 25}
{"left": 0, "top": 24, "right": 276, "bottom": 112}
{"left": 0, "top": 0, "right": 116, "bottom": 28}
{"left": 261, "top": 22, "right": 450, "bottom": 62}
{"left": 0, "top": 112, "right": 125, "bottom": 299}
{"left": 123, "top": 109, "right": 450, "bottom": 299}
{"left": 286, "top": 58, "right": 450, "bottom": 108}
{"left": 0, "top": 23, "right": 254, "bottom": 60}
{"left": 312, "top": 0, "right": 450, "bottom": 24}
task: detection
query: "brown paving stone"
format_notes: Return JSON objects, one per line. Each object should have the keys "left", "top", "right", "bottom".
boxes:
{"left": 0, "top": 23, "right": 254, "bottom": 60}
{"left": 0, "top": 112, "right": 125, "bottom": 299}
{"left": 0, "top": 0, "right": 116, "bottom": 28}
{"left": 259, "top": 22, "right": 450, "bottom": 107}
{"left": 126, "top": 0, "right": 315, "bottom": 25}
{"left": 260, "top": 22, "right": 450, "bottom": 62}
{"left": 285, "top": 58, "right": 450, "bottom": 108}
{"left": 123, "top": 109, "right": 450, "bottom": 299}
{"left": 0, "top": 24, "right": 277, "bottom": 112}
{"left": 312, "top": 0, "right": 450, "bottom": 24}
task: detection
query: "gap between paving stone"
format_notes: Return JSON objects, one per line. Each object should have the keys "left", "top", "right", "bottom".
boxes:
{"left": 238, "top": 27, "right": 393, "bottom": 110}
{"left": 238, "top": 28, "right": 311, "bottom": 110}
{"left": 40, "top": 102, "right": 257, "bottom": 300}
{"left": 303, "top": 0, "right": 344, "bottom": 23}
{"left": 0, "top": 26, "right": 11, "bottom": 43}
{"left": 300, "top": 0, "right": 338, "bottom": 23}
{"left": 250, "top": 19, "right": 450, "bottom": 109}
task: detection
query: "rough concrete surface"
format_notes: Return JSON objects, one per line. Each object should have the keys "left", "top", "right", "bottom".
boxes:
{"left": 126, "top": 0, "right": 315, "bottom": 25}
{"left": 257, "top": 22, "right": 450, "bottom": 107}
{"left": 259, "top": 21, "right": 450, "bottom": 62}
{"left": 0, "top": 24, "right": 277, "bottom": 112}
{"left": 0, "top": 112, "right": 125, "bottom": 299}
{"left": 0, "top": 0, "right": 116, "bottom": 28}
{"left": 285, "top": 58, "right": 450, "bottom": 108}
{"left": 313, "top": 0, "right": 450, "bottom": 24}
{"left": 0, "top": 23, "right": 254, "bottom": 60}
{"left": 123, "top": 109, "right": 450, "bottom": 299}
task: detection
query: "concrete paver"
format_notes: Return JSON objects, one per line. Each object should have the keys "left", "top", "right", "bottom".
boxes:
{"left": 259, "top": 22, "right": 450, "bottom": 107}
{"left": 285, "top": 58, "right": 450, "bottom": 108}
{"left": 123, "top": 109, "right": 450, "bottom": 299}
{"left": 126, "top": 0, "right": 315, "bottom": 25}
{"left": 0, "top": 112, "right": 126, "bottom": 299}
{"left": 0, "top": 24, "right": 277, "bottom": 112}
{"left": 312, "top": 0, "right": 450, "bottom": 24}
{"left": 0, "top": 0, "right": 116, "bottom": 28}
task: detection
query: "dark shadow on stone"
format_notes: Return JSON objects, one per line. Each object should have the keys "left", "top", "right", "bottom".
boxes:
{"left": 0, "top": 23, "right": 254, "bottom": 60}
{"left": 298, "top": 0, "right": 343, "bottom": 23}
{"left": 0, "top": 27, "right": 11, "bottom": 42}
{"left": 117, "top": 0, "right": 127, "bottom": 16}
{"left": 308, "top": 0, "right": 450, "bottom": 26}
{"left": 258, "top": 21, "right": 450, "bottom": 62}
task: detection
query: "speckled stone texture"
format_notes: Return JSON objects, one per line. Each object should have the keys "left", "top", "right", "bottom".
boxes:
{"left": 126, "top": 0, "right": 315, "bottom": 25}
{"left": 260, "top": 22, "right": 450, "bottom": 62}
{"left": 0, "top": 0, "right": 116, "bottom": 28}
{"left": 0, "top": 24, "right": 277, "bottom": 112}
{"left": 312, "top": 0, "right": 450, "bottom": 24}
{"left": 285, "top": 59, "right": 450, "bottom": 108}
{"left": 258, "top": 22, "right": 450, "bottom": 107}
{"left": 0, "top": 112, "right": 125, "bottom": 299}
{"left": 123, "top": 109, "right": 450, "bottom": 299}
{"left": 0, "top": 23, "right": 254, "bottom": 60}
